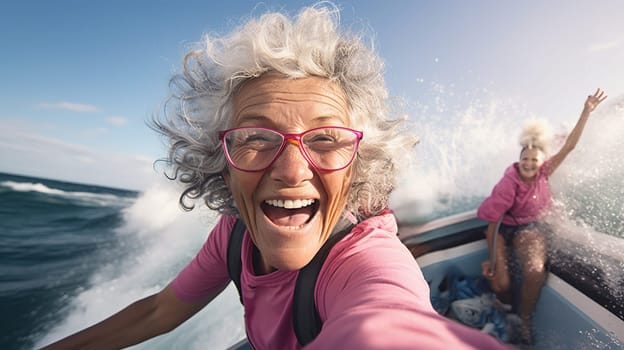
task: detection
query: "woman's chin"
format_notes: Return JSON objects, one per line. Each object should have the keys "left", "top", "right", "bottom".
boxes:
{"left": 254, "top": 212, "right": 328, "bottom": 271}
{"left": 519, "top": 171, "right": 537, "bottom": 182}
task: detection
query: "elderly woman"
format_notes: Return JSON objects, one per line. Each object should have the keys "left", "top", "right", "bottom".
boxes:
{"left": 43, "top": 3, "right": 509, "bottom": 350}
{"left": 478, "top": 88, "right": 607, "bottom": 344}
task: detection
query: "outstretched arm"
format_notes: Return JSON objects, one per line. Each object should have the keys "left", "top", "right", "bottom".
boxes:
{"left": 40, "top": 284, "right": 222, "bottom": 350}
{"left": 548, "top": 88, "right": 607, "bottom": 175}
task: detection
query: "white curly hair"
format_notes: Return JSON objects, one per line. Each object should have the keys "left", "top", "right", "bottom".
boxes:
{"left": 150, "top": 2, "right": 418, "bottom": 219}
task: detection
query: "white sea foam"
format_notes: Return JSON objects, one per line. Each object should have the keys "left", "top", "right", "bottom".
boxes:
{"left": 2, "top": 180, "right": 60, "bottom": 194}
{"left": 0, "top": 180, "right": 134, "bottom": 207}
{"left": 549, "top": 96, "right": 624, "bottom": 239}
{"left": 391, "top": 93, "right": 526, "bottom": 223}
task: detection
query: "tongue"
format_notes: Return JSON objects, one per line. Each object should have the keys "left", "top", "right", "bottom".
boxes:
{"left": 264, "top": 205, "right": 312, "bottom": 227}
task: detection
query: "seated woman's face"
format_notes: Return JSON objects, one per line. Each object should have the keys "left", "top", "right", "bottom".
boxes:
{"left": 224, "top": 75, "right": 354, "bottom": 273}
{"left": 518, "top": 147, "right": 545, "bottom": 182}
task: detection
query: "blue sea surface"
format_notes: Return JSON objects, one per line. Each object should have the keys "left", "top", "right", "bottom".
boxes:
{"left": 0, "top": 172, "right": 245, "bottom": 350}
{"left": 0, "top": 173, "right": 138, "bottom": 349}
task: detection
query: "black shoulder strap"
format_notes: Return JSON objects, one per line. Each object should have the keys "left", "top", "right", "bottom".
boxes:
{"left": 226, "top": 218, "right": 247, "bottom": 304}
{"left": 226, "top": 218, "right": 354, "bottom": 346}
{"left": 292, "top": 224, "right": 354, "bottom": 346}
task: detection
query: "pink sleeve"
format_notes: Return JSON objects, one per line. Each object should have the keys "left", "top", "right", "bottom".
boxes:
{"left": 171, "top": 215, "right": 235, "bottom": 301}
{"left": 307, "top": 307, "right": 511, "bottom": 349}
{"left": 309, "top": 226, "right": 511, "bottom": 350}
{"left": 477, "top": 174, "right": 516, "bottom": 223}
{"left": 540, "top": 158, "right": 553, "bottom": 178}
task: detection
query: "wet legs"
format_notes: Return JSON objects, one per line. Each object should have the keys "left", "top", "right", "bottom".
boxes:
{"left": 513, "top": 230, "right": 548, "bottom": 343}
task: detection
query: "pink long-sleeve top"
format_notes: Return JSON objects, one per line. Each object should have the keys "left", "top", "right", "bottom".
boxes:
{"left": 172, "top": 213, "right": 511, "bottom": 349}
{"left": 477, "top": 159, "right": 553, "bottom": 225}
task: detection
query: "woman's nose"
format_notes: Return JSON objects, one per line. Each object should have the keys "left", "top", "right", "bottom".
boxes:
{"left": 268, "top": 142, "right": 314, "bottom": 185}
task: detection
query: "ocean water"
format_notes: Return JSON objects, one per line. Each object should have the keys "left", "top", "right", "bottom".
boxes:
{"left": 0, "top": 173, "right": 245, "bottom": 350}
{"left": 2, "top": 95, "right": 623, "bottom": 350}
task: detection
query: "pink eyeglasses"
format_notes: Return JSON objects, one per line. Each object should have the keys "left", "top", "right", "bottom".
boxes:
{"left": 218, "top": 126, "right": 363, "bottom": 172}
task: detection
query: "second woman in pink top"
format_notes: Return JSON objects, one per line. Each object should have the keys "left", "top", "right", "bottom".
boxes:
{"left": 478, "top": 88, "right": 607, "bottom": 344}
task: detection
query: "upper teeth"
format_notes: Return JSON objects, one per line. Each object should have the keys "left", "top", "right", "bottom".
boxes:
{"left": 265, "top": 199, "right": 315, "bottom": 209}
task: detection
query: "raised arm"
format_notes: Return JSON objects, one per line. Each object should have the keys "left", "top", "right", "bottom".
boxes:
{"left": 547, "top": 88, "right": 607, "bottom": 175}
{"left": 40, "top": 284, "right": 223, "bottom": 350}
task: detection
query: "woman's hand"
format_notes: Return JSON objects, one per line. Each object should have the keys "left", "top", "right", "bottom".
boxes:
{"left": 481, "top": 260, "right": 495, "bottom": 280}
{"left": 549, "top": 88, "right": 608, "bottom": 175}
{"left": 584, "top": 88, "right": 607, "bottom": 113}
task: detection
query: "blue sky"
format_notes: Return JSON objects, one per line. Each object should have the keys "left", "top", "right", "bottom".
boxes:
{"left": 1, "top": 0, "right": 622, "bottom": 191}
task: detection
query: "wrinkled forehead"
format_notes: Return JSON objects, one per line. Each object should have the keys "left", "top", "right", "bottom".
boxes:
{"left": 231, "top": 74, "right": 350, "bottom": 126}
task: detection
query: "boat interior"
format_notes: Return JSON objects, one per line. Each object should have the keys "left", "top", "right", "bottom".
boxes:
{"left": 400, "top": 210, "right": 624, "bottom": 349}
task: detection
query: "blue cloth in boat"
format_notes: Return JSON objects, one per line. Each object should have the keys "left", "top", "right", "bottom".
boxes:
{"left": 429, "top": 272, "right": 521, "bottom": 343}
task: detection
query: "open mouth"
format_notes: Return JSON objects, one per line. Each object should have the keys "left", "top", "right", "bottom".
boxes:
{"left": 261, "top": 199, "right": 319, "bottom": 229}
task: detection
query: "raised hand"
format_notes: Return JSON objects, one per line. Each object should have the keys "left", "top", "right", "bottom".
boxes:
{"left": 584, "top": 88, "right": 607, "bottom": 112}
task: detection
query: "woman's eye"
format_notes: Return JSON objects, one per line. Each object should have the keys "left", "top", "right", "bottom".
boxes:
{"left": 245, "top": 135, "right": 270, "bottom": 143}
{"left": 309, "top": 135, "right": 336, "bottom": 143}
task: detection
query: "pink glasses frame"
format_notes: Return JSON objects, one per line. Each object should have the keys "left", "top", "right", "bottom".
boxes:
{"left": 218, "top": 126, "right": 363, "bottom": 172}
